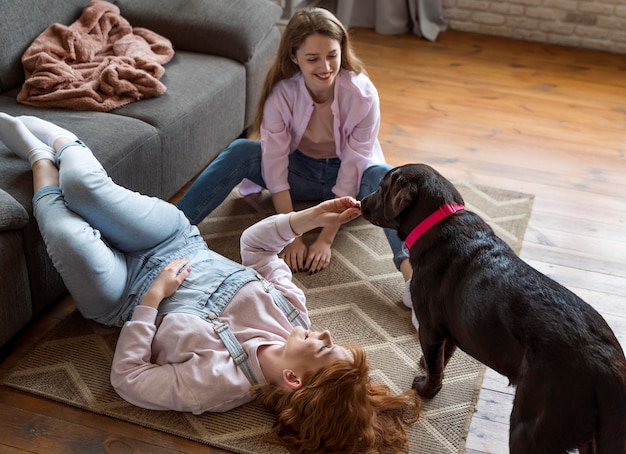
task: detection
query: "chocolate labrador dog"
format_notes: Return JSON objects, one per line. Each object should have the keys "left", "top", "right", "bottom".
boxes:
{"left": 361, "top": 163, "right": 626, "bottom": 454}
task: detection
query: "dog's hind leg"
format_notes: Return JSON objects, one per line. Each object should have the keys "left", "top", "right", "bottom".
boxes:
{"left": 508, "top": 389, "right": 571, "bottom": 454}
{"left": 577, "top": 440, "right": 595, "bottom": 454}
{"left": 594, "top": 431, "right": 626, "bottom": 454}
{"left": 592, "top": 371, "right": 626, "bottom": 454}
{"left": 592, "top": 405, "right": 626, "bottom": 454}
{"left": 510, "top": 363, "right": 600, "bottom": 454}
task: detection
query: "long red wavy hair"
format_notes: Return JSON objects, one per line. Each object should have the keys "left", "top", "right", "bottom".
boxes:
{"left": 255, "top": 344, "right": 421, "bottom": 453}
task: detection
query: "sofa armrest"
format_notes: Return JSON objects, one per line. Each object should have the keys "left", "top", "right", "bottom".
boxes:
{"left": 115, "top": 0, "right": 282, "bottom": 64}
{"left": 0, "top": 188, "right": 29, "bottom": 231}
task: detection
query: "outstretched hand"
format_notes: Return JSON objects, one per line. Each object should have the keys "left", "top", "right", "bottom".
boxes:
{"left": 313, "top": 196, "right": 362, "bottom": 227}
{"left": 288, "top": 197, "right": 362, "bottom": 246}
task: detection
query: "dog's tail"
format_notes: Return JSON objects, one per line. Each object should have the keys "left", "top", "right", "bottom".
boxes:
{"left": 594, "top": 359, "right": 626, "bottom": 453}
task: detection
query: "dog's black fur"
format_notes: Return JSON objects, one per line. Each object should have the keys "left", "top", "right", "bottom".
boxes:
{"left": 361, "top": 163, "right": 626, "bottom": 454}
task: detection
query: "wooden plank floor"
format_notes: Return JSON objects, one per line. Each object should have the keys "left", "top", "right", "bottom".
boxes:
{"left": 1, "top": 28, "right": 625, "bottom": 453}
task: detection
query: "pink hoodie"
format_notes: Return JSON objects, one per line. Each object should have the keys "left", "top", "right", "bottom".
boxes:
{"left": 110, "top": 213, "right": 310, "bottom": 414}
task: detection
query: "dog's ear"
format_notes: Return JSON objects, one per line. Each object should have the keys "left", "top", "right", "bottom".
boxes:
{"left": 384, "top": 182, "right": 414, "bottom": 221}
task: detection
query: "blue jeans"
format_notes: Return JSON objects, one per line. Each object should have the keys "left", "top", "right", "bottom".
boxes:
{"left": 33, "top": 140, "right": 204, "bottom": 326}
{"left": 176, "top": 138, "right": 409, "bottom": 269}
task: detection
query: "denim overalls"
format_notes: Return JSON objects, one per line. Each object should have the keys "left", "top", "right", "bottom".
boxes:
{"left": 33, "top": 140, "right": 308, "bottom": 386}
{"left": 157, "top": 249, "right": 308, "bottom": 385}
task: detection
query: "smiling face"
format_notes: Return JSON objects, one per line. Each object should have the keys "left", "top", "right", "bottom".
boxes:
{"left": 283, "top": 326, "right": 352, "bottom": 380}
{"left": 292, "top": 33, "right": 341, "bottom": 103}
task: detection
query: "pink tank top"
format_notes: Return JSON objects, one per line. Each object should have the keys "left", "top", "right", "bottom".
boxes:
{"left": 298, "top": 96, "right": 336, "bottom": 159}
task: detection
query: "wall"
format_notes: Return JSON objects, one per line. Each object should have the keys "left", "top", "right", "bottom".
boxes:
{"left": 442, "top": 0, "right": 626, "bottom": 54}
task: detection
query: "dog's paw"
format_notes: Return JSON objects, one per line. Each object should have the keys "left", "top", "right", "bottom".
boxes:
{"left": 412, "top": 375, "right": 442, "bottom": 399}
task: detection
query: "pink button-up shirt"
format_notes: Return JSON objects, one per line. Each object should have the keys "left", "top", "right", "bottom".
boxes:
{"left": 260, "top": 69, "right": 386, "bottom": 198}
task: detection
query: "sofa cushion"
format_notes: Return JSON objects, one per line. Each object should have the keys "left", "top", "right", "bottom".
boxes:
{"left": 0, "top": 231, "right": 33, "bottom": 348}
{"left": 0, "top": 0, "right": 92, "bottom": 92}
{"left": 46, "top": 113, "right": 164, "bottom": 197}
{"left": 0, "top": 98, "right": 164, "bottom": 199}
{"left": 116, "top": 0, "right": 282, "bottom": 64}
{"left": 113, "top": 52, "right": 247, "bottom": 198}
{"left": 0, "top": 188, "right": 28, "bottom": 231}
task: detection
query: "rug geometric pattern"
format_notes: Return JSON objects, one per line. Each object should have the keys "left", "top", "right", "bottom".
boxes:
{"left": 3, "top": 182, "right": 533, "bottom": 454}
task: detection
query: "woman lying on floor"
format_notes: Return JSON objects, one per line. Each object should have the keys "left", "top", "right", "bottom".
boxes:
{"left": 0, "top": 113, "right": 420, "bottom": 454}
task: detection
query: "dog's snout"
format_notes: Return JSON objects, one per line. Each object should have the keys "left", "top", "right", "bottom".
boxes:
{"left": 360, "top": 195, "right": 374, "bottom": 218}
{"left": 361, "top": 194, "right": 385, "bottom": 227}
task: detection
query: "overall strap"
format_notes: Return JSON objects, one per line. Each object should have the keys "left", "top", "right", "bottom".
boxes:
{"left": 211, "top": 270, "right": 309, "bottom": 386}
{"left": 256, "top": 272, "right": 309, "bottom": 329}
{"left": 213, "top": 321, "right": 260, "bottom": 386}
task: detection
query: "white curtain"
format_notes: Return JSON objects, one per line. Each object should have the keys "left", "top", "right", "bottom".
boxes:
{"left": 336, "top": 0, "right": 447, "bottom": 41}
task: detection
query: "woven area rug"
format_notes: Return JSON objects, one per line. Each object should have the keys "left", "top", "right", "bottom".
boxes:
{"left": 3, "top": 182, "right": 533, "bottom": 453}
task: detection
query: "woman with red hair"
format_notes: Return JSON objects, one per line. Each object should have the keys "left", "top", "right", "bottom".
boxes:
{"left": 257, "top": 345, "right": 420, "bottom": 453}
{"left": 0, "top": 112, "right": 420, "bottom": 453}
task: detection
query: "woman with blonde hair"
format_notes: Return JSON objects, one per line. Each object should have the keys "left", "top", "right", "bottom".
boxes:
{"left": 177, "top": 8, "right": 413, "bottom": 300}
{"left": 0, "top": 112, "right": 420, "bottom": 453}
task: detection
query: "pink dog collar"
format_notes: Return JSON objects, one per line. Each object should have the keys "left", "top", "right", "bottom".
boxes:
{"left": 405, "top": 203, "right": 465, "bottom": 249}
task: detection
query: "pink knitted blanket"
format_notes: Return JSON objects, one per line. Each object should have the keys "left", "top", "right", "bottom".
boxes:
{"left": 17, "top": 0, "right": 174, "bottom": 112}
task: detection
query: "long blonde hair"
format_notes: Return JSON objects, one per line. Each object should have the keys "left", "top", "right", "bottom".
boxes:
{"left": 255, "top": 344, "right": 421, "bottom": 454}
{"left": 251, "top": 8, "right": 366, "bottom": 136}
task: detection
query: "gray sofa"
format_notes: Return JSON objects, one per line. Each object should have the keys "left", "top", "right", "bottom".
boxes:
{"left": 0, "top": 0, "right": 282, "bottom": 351}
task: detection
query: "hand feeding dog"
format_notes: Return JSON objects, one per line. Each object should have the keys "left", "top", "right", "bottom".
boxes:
{"left": 361, "top": 163, "right": 626, "bottom": 454}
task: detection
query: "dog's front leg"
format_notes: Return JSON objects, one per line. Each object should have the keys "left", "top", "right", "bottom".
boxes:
{"left": 442, "top": 338, "right": 457, "bottom": 368}
{"left": 418, "top": 338, "right": 457, "bottom": 369}
{"left": 413, "top": 333, "right": 448, "bottom": 399}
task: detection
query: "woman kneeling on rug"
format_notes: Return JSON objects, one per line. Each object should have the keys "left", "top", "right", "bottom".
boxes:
{"left": 0, "top": 113, "right": 420, "bottom": 453}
